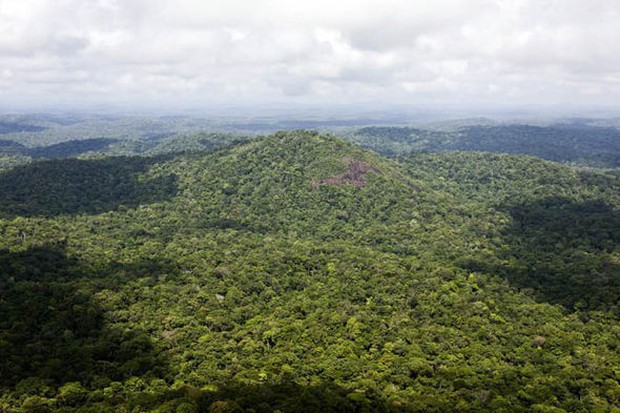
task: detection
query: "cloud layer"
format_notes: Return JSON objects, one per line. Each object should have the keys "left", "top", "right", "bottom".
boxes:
{"left": 1, "top": 0, "right": 619, "bottom": 110}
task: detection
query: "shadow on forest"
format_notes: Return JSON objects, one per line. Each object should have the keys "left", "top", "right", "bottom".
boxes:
{"left": 463, "top": 197, "right": 620, "bottom": 315}
{"left": 0, "top": 245, "right": 406, "bottom": 411}
{"left": 26, "top": 138, "right": 119, "bottom": 159}
{"left": 0, "top": 155, "right": 178, "bottom": 218}
{"left": 168, "top": 380, "right": 406, "bottom": 413}
{"left": 0, "top": 243, "right": 171, "bottom": 389}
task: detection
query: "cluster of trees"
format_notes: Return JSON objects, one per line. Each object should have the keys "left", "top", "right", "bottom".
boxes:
{"left": 0, "top": 154, "right": 30, "bottom": 173}
{"left": 0, "top": 131, "right": 619, "bottom": 412}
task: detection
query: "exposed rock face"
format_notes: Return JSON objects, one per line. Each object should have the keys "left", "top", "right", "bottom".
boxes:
{"left": 312, "top": 157, "right": 381, "bottom": 188}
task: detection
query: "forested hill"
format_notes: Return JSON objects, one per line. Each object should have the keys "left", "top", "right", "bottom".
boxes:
{"left": 352, "top": 123, "right": 620, "bottom": 166}
{"left": 0, "top": 131, "right": 619, "bottom": 412}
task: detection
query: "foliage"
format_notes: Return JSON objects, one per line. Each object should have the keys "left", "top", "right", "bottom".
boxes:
{"left": 0, "top": 131, "right": 619, "bottom": 412}
{"left": 0, "top": 154, "right": 31, "bottom": 172}
{"left": 0, "top": 156, "right": 178, "bottom": 217}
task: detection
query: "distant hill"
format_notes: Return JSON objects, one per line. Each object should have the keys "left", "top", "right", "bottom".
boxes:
{"left": 0, "top": 121, "right": 46, "bottom": 134}
{"left": 353, "top": 123, "right": 620, "bottom": 166}
{"left": 26, "top": 138, "right": 120, "bottom": 159}
{"left": 2, "top": 115, "right": 620, "bottom": 169}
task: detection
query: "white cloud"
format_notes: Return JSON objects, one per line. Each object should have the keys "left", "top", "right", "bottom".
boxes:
{"left": 0, "top": 0, "right": 619, "bottom": 110}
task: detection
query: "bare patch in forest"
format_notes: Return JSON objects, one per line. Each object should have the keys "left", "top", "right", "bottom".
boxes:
{"left": 312, "top": 157, "right": 381, "bottom": 188}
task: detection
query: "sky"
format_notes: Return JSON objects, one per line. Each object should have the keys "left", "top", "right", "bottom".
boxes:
{"left": 1, "top": 0, "right": 619, "bottom": 114}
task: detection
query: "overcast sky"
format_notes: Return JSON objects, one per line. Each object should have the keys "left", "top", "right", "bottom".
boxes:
{"left": 1, "top": 0, "right": 619, "bottom": 113}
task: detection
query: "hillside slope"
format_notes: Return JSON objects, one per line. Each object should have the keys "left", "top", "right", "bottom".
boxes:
{"left": 0, "top": 131, "right": 619, "bottom": 412}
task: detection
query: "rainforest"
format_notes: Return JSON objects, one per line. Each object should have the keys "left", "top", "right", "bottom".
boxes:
{"left": 0, "top": 124, "right": 619, "bottom": 412}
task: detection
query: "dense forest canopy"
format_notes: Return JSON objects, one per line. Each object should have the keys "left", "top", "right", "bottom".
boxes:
{"left": 351, "top": 123, "right": 620, "bottom": 166}
{"left": 0, "top": 130, "right": 619, "bottom": 412}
